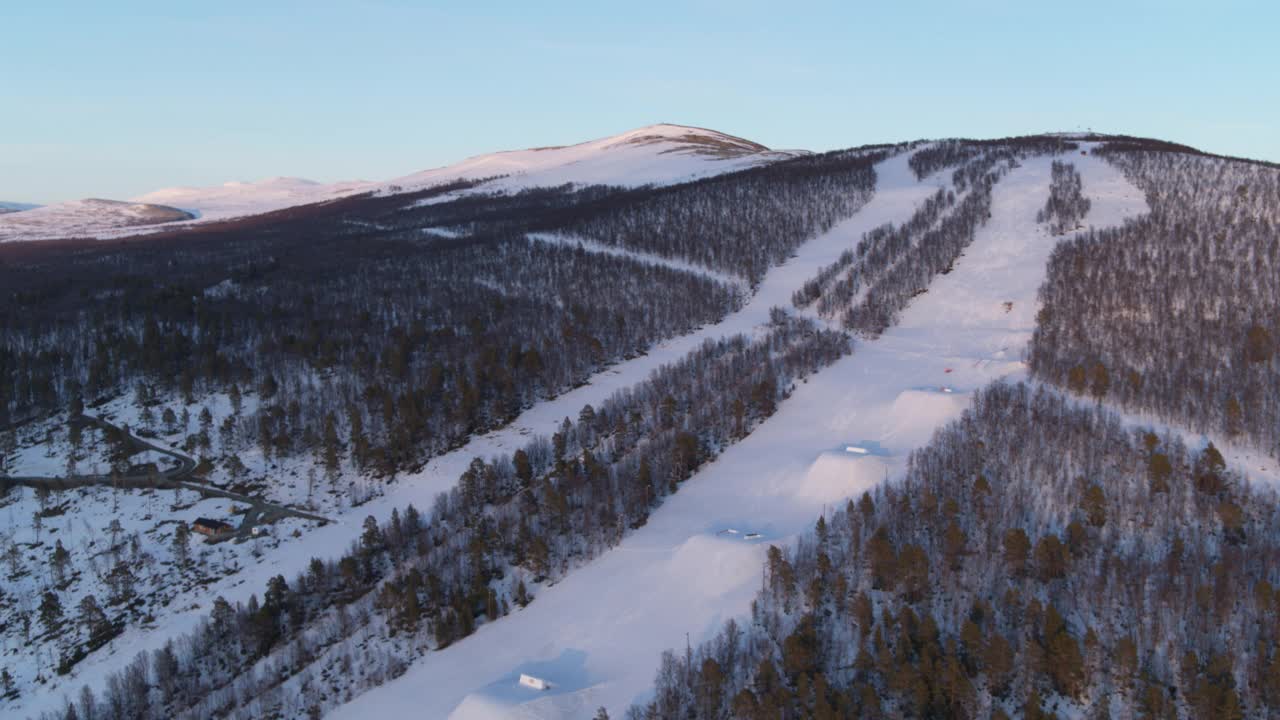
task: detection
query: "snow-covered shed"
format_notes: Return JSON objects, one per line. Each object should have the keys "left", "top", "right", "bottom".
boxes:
{"left": 518, "top": 673, "right": 549, "bottom": 691}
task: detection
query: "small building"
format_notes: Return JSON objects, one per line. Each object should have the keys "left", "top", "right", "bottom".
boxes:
{"left": 192, "top": 517, "right": 234, "bottom": 539}
{"left": 128, "top": 462, "right": 159, "bottom": 476}
{"left": 519, "top": 674, "right": 549, "bottom": 691}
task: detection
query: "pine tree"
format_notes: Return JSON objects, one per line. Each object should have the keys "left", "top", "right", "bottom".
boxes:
{"left": 513, "top": 449, "right": 533, "bottom": 489}
{"left": 1082, "top": 484, "right": 1106, "bottom": 527}
{"left": 361, "top": 516, "right": 382, "bottom": 555}
{"left": 172, "top": 522, "right": 190, "bottom": 568}
{"left": 323, "top": 412, "right": 341, "bottom": 473}
{"left": 39, "top": 590, "right": 63, "bottom": 633}
{"left": 50, "top": 539, "right": 70, "bottom": 584}
{"left": 1090, "top": 363, "right": 1110, "bottom": 400}
{"left": 78, "top": 595, "right": 110, "bottom": 645}
{"left": 1149, "top": 452, "right": 1173, "bottom": 492}
{"left": 1003, "top": 528, "right": 1030, "bottom": 577}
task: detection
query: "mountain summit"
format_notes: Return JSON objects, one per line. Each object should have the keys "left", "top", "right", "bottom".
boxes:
{"left": 381, "top": 122, "right": 796, "bottom": 197}
{"left": 0, "top": 124, "right": 793, "bottom": 243}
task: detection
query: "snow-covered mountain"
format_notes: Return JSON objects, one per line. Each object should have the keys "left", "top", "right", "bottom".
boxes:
{"left": 131, "top": 176, "right": 375, "bottom": 222}
{"left": 0, "top": 124, "right": 797, "bottom": 243}
{"left": 6, "top": 132, "right": 1280, "bottom": 720}
{"left": 0, "top": 198, "right": 192, "bottom": 241}
{"left": 380, "top": 122, "right": 800, "bottom": 195}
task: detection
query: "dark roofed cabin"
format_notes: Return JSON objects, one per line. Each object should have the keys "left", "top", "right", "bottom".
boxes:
{"left": 192, "top": 517, "right": 234, "bottom": 538}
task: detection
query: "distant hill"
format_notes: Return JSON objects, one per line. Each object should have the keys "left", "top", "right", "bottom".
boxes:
{"left": 1, "top": 124, "right": 797, "bottom": 243}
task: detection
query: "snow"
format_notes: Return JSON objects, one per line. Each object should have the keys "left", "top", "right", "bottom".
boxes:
{"left": 0, "top": 125, "right": 795, "bottom": 244}
{"left": 528, "top": 231, "right": 749, "bottom": 289}
{"left": 5, "top": 144, "right": 919, "bottom": 720}
{"left": 322, "top": 148, "right": 1151, "bottom": 719}
{"left": 0, "top": 402, "right": 334, "bottom": 712}
{"left": 0, "top": 198, "right": 193, "bottom": 242}
{"left": 391, "top": 123, "right": 798, "bottom": 199}
{"left": 451, "top": 651, "right": 598, "bottom": 720}
{"left": 14, "top": 144, "right": 1206, "bottom": 720}
{"left": 130, "top": 176, "right": 375, "bottom": 224}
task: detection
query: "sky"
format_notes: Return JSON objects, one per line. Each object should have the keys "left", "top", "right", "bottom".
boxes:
{"left": 3, "top": 0, "right": 1276, "bottom": 204}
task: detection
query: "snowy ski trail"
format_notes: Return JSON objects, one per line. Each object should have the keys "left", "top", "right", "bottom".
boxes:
{"left": 325, "top": 150, "right": 1148, "bottom": 719}
{"left": 17, "top": 150, "right": 934, "bottom": 718}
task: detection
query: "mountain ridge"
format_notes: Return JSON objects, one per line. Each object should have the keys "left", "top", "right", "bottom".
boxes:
{"left": 0, "top": 124, "right": 795, "bottom": 243}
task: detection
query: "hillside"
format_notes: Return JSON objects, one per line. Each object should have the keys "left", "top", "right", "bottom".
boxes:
{"left": 131, "top": 176, "right": 375, "bottom": 223}
{"left": 382, "top": 123, "right": 800, "bottom": 196}
{"left": 3, "top": 131, "right": 1279, "bottom": 720}
{"left": 0, "top": 199, "right": 193, "bottom": 241}
{"left": 0, "top": 124, "right": 795, "bottom": 243}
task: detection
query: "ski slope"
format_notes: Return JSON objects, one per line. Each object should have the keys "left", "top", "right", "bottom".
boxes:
{"left": 10, "top": 145, "right": 914, "bottom": 720}
{"left": 13, "top": 147, "right": 1160, "bottom": 720}
{"left": 325, "top": 150, "right": 1150, "bottom": 719}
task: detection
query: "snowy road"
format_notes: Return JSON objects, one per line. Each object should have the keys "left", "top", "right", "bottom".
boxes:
{"left": 327, "top": 150, "right": 1149, "bottom": 718}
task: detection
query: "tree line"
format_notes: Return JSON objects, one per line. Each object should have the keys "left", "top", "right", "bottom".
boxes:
{"left": 0, "top": 143, "right": 895, "bottom": 495}
{"left": 1036, "top": 160, "right": 1090, "bottom": 234}
{"left": 32, "top": 313, "right": 852, "bottom": 720}
{"left": 563, "top": 147, "right": 890, "bottom": 284}
{"left": 793, "top": 139, "right": 1084, "bottom": 337}
{"left": 635, "top": 381, "right": 1280, "bottom": 719}
{"left": 908, "top": 137, "right": 1077, "bottom": 181}
{"left": 1030, "top": 143, "right": 1280, "bottom": 459}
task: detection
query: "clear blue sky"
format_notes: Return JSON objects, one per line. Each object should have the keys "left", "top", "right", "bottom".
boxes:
{"left": 4, "top": 0, "right": 1276, "bottom": 204}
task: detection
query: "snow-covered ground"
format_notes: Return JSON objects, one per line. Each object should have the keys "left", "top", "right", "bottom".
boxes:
{"left": 323, "top": 150, "right": 1151, "bottom": 719}
{"left": 5, "top": 142, "right": 919, "bottom": 720}
{"left": 0, "top": 124, "right": 796, "bottom": 243}
{"left": 30, "top": 147, "right": 1246, "bottom": 720}
{"left": 389, "top": 123, "right": 798, "bottom": 200}
{"left": 0, "top": 418, "right": 317, "bottom": 706}
{"left": 0, "top": 199, "right": 193, "bottom": 242}
{"left": 132, "top": 176, "right": 374, "bottom": 223}
{"left": 527, "top": 232, "right": 750, "bottom": 291}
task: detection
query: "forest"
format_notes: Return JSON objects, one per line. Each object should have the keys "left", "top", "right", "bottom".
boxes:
{"left": 906, "top": 136, "right": 1076, "bottom": 181}
{"left": 0, "top": 145, "right": 889, "bottom": 491}
{"left": 1030, "top": 144, "right": 1280, "bottom": 459}
{"left": 563, "top": 146, "right": 888, "bottom": 284}
{"left": 31, "top": 312, "right": 852, "bottom": 720}
{"left": 11, "top": 132, "right": 1280, "bottom": 719}
{"left": 794, "top": 139, "right": 1078, "bottom": 337}
{"left": 635, "top": 381, "right": 1280, "bottom": 719}
{"left": 1035, "top": 161, "right": 1090, "bottom": 235}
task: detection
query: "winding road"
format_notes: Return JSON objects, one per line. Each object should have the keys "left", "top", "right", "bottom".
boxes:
{"left": 0, "top": 413, "right": 329, "bottom": 538}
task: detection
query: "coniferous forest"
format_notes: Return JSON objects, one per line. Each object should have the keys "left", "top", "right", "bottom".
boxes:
{"left": 636, "top": 382, "right": 1280, "bottom": 719}
{"left": 1030, "top": 145, "right": 1280, "bottom": 458}
{"left": 633, "top": 136, "right": 1280, "bottom": 720}
{"left": 0, "top": 148, "right": 886, "bottom": 483}
{"left": 34, "top": 313, "right": 849, "bottom": 720}
{"left": 7, "top": 133, "right": 1280, "bottom": 720}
